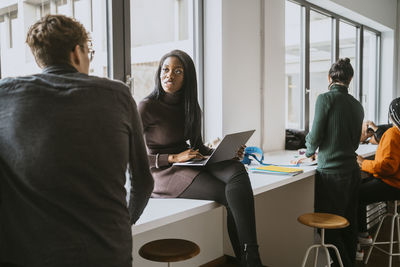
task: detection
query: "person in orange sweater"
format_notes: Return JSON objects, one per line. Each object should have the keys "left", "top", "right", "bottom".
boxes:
{"left": 357, "top": 97, "right": 400, "bottom": 248}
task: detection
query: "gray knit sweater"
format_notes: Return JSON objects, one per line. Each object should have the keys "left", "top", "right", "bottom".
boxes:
{"left": 306, "top": 84, "right": 364, "bottom": 173}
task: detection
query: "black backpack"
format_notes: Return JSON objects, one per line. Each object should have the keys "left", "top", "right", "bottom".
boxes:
{"left": 285, "top": 129, "right": 306, "bottom": 150}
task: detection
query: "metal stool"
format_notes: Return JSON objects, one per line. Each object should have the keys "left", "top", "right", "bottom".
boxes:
{"left": 298, "top": 212, "right": 349, "bottom": 267}
{"left": 139, "top": 238, "right": 200, "bottom": 267}
{"left": 365, "top": 200, "right": 400, "bottom": 267}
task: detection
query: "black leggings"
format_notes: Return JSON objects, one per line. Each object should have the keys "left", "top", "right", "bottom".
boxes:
{"left": 179, "top": 160, "right": 257, "bottom": 259}
{"left": 358, "top": 175, "right": 400, "bottom": 232}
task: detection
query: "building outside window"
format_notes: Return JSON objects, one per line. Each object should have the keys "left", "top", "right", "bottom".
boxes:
{"left": 130, "top": 0, "right": 194, "bottom": 103}
{"left": 0, "top": 0, "right": 200, "bottom": 102}
{"left": 0, "top": 0, "right": 107, "bottom": 78}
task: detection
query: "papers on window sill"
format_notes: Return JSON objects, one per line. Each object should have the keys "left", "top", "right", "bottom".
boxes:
{"left": 298, "top": 158, "right": 318, "bottom": 166}
{"left": 249, "top": 165, "right": 304, "bottom": 176}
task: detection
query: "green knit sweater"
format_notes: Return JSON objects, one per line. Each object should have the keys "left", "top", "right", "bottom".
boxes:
{"left": 305, "top": 84, "right": 364, "bottom": 173}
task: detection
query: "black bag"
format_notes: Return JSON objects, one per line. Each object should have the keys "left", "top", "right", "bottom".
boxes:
{"left": 285, "top": 129, "right": 306, "bottom": 150}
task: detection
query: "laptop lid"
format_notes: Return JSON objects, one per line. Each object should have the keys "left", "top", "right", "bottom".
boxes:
{"left": 173, "top": 129, "right": 255, "bottom": 166}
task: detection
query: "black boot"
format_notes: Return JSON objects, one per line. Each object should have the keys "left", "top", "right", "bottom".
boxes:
{"left": 241, "top": 243, "right": 266, "bottom": 267}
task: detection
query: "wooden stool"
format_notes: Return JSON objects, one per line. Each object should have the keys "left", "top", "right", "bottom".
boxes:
{"left": 139, "top": 238, "right": 200, "bottom": 266}
{"left": 365, "top": 200, "right": 400, "bottom": 267}
{"left": 298, "top": 212, "right": 349, "bottom": 267}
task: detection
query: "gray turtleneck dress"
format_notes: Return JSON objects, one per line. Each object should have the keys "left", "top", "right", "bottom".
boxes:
{"left": 138, "top": 91, "right": 264, "bottom": 265}
{"left": 138, "top": 92, "right": 213, "bottom": 197}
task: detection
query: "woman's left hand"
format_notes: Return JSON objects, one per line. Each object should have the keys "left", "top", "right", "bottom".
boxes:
{"left": 234, "top": 145, "right": 246, "bottom": 161}
{"left": 290, "top": 154, "right": 317, "bottom": 165}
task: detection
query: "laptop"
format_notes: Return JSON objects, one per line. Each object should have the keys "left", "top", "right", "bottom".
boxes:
{"left": 173, "top": 129, "right": 255, "bottom": 166}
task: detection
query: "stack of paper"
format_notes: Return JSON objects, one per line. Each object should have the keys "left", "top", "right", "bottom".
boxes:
{"left": 249, "top": 165, "right": 303, "bottom": 176}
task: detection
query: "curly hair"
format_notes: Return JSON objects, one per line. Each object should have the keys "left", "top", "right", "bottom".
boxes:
{"left": 328, "top": 57, "right": 354, "bottom": 86}
{"left": 26, "top": 15, "right": 89, "bottom": 68}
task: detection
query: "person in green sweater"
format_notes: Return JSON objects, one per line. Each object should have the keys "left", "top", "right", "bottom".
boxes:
{"left": 300, "top": 58, "right": 364, "bottom": 267}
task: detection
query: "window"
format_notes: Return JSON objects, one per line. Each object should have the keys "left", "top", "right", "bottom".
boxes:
{"left": 309, "top": 10, "right": 332, "bottom": 125}
{"left": 73, "top": 0, "right": 92, "bottom": 31}
{"left": 0, "top": 0, "right": 107, "bottom": 78}
{"left": 39, "top": 3, "right": 51, "bottom": 18}
{"left": 56, "top": 0, "right": 70, "bottom": 16}
{"left": 9, "top": 11, "right": 18, "bottom": 49}
{"left": 362, "top": 30, "right": 379, "bottom": 121}
{"left": 339, "top": 21, "right": 357, "bottom": 97}
{"left": 285, "top": 0, "right": 381, "bottom": 131}
{"left": 0, "top": 0, "right": 201, "bottom": 94}
{"left": 285, "top": 1, "right": 302, "bottom": 129}
{"left": 130, "top": 0, "right": 195, "bottom": 102}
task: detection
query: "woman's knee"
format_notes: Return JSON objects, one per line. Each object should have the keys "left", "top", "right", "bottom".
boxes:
{"left": 207, "top": 160, "right": 249, "bottom": 184}
{"left": 225, "top": 160, "right": 247, "bottom": 177}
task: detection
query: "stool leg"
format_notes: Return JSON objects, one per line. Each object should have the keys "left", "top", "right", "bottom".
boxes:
{"left": 323, "top": 246, "right": 331, "bottom": 267}
{"left": 313, "top": 247, "right": 319, "bottom": 267}
{"left": 168, "top": 262, "right": 170, "bottom": 267}
{"left": 389, "top": 213, "right": 396, "bottom": 267}
{"left": 327, "top": 244, "right": 344, "bottom": 267}
{"left": 365, "top": 213, "right": 388, "bottom": 264}
{"left": 301, "top": 245, "right": 320, "bottom": 267}
{"left": 397, "top": 215, "right": 400, "bottom": 261}
{"left": 321, "top": 229, "right": 331, "bottom": 267}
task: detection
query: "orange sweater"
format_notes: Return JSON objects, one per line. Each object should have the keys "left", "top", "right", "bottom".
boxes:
{"left": 362, "top": 126, "right": 400, "bottom": 189}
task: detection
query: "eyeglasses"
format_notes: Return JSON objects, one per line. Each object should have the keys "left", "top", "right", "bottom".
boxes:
{"left": 87, "top": 40, "right": 95, "bottom": 62}
{"left": 74, "top": 40, "right": 95, "bottom": 62}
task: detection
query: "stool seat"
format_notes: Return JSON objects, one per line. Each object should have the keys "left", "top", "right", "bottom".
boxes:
{"left": 139, "top": 238, "right": 200, "bottom": 263}
{"left": 298, "top": 212, "right": 349, "bottom": 229}
{"left": 298, "top": 212, "right": 350, "bottom": 267}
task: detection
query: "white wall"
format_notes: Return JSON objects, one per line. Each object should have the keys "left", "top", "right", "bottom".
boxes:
{"left": 204, "top": 0, "right": 286, "bottom": 151}
{"left": 132, "top": 208, "right": 224, "bottom": 267}
{"left": 327, "top": 0, "right": 396, "bottom": 30}
{"left": 204, "top": 0, "right": 262, "bottom": 147}
{"left": 263, "top": 0, "right": 286, "bottom": 151}
{"left": 307, "top": 0, "right": 396, "bottom": 31}
{"left": 221, "top": 0, "right": 262, "bottom": 145}
{"left": 203, "top": 0, "right": 223, "bottom": 144}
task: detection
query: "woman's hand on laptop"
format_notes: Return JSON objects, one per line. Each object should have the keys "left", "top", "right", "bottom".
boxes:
{"left": 168, "top": 149, "right": 205, "bottom": 163}
{"left": 233, "top": 145, "right": 246, "bottom": 161}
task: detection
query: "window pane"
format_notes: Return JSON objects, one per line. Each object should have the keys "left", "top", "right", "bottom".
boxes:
{"left": 0, "top": 0, "right": 108, "bottom": 78}
{"left": 130, "top": 0, "right": 194, "bottom": 103}
{"left": 362, "top": 30, "right": 378, "bottom": 121}
{"left": 339, "top": 21, "right": 357, "bottom": 97}
{"left": 73, "top": 0, "right": 108, "bottom": 77}
{"left": 56, "top": 0, "right": 71, "bottom": 16}
{"left": 309, "top": 10, "right": 332, "bottom": 128}
{"left": 39, "top": 3, "right": 51, "bottom": 17}
{"left": 285, "top": 1, "right": 302, "bottom": 129}
{"left": 10, "top": 11, "right": 18, "bottom": 49}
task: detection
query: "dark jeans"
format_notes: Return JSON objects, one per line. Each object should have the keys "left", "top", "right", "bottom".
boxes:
{"left": 315, "top": 169, "right": 361, "bottom": 267}
{"left": 358, "top": 175, "right": 400, "bottom": 232}
{"left": 179, "top": 160, "right": 257, "bottom": 260}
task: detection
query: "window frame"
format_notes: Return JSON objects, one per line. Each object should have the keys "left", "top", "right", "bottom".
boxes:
{"left": 286, "top": 0, "right": 381, "bottom": 131}
{"left": 106, "top": 0, "right": 204, "bottom": 95}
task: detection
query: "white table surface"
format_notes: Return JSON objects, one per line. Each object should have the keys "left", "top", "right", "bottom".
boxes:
{"left": 132, "top": 144, "right": 378, "bottom": 235}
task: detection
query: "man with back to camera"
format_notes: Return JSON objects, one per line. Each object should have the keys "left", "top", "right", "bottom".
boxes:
{"left": 0, "top": 15, "right": 153, "bottom": 267}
